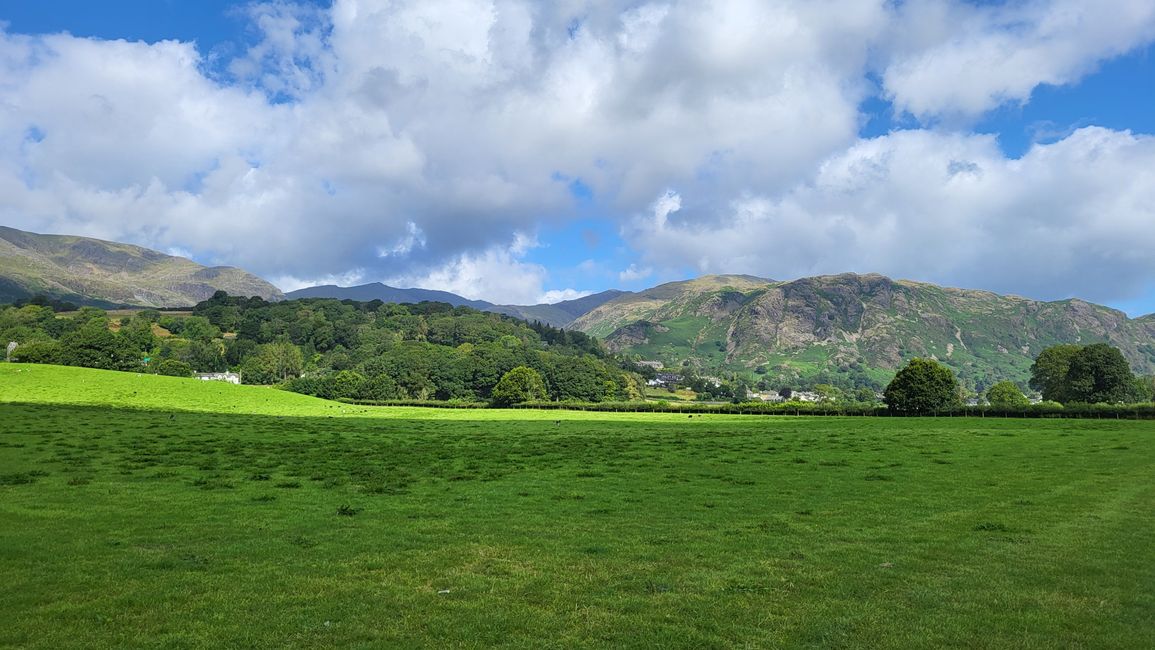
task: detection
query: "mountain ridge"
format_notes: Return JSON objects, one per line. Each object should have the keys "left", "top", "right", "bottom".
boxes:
{"left": 0, "top": 226, "right": 283, "bottom": 308}
{"left": 286, "top": 282, "right": 629, "bottom": 328}
{"left": 571, "top": 272, "right": 1155, "bottom": 391}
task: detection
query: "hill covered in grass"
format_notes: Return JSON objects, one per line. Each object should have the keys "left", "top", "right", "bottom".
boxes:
{"left": 573, "top": 273, "right": 1155, "bottom": 392}
{"left": 0, "top": 226, "right": 283, "bottom": 308}
{"left": 0, "top": 364, "right": 358, "bottom": 417}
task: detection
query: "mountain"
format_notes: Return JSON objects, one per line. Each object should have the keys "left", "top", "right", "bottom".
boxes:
{"left": 572, "top": 273, "right": 1155, "bottom": 391}
{"left": 571, "top": 275, "right": 774, "bottom": 338}
{"left": 285, "top": 282, "right": 493, "bottom": 309}
{"left": 286, "top": 283, "right": 629, "bottom": 328}
{"left": 487, "top": 290, "right": 630, "bottom": 326}
{"left": 0, "top": 226, "right": 283, "bottom": 308}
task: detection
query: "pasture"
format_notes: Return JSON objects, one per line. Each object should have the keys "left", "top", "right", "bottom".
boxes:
{"left": 1, "top": 366, "right": 1153, "bottom": 648}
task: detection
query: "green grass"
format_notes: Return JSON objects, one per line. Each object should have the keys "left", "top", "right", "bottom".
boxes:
{"left": 1, "top": 365, "right": 1154, "bottom": 648}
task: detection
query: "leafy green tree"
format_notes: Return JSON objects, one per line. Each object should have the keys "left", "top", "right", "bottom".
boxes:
{"left": 1064, "top": 343, "right": 1136, "bottom": 403}
{"left": 241, "top": 342, "right": 303, "bottom": 384}
{"left": 119, "top": 319, "right": 157, "bottom": 354}
{"left": 854, "top": 387, "right": 878, "bottom": 404}
{"left": 184, "top": 340, "right": 226, "bottom": 373}
{"left": 59, "top": 321, "right": 141, "bottom": 371}
{"left": 179, "top": 316, "right": 221, "bottom": 343}
{"left": 491, "top": 366, "right": 547, "bottom": 406}
{"left": 1135, "top": 376, "right": 1155, "bottom": 403}
{"left": 10, "top": 341, "right": 63, "bottom": 365}
{"left": 1029, "top": 344, "right": 1081, "bottom": 402}
{"left": 986, "top": 381, "right": 1029, "bottom": 408}
{"left": 884, "top": 358, "right": 961, "bottom": 413}
{"left": 360, "top": 374, "right": 401, "bottom": 401}
{"left": 813, "top": 384, "right": 841, "bottom": 402}
{"left": 156, "top": 359, "right": 193, "bottom": 377}
{"left": 332, "top": 370, "right": 366, "bottom": 399}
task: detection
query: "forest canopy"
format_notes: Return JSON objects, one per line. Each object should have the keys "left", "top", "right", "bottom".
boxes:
{"left": 0, "top": 292, "right": 641, "bottom": 404}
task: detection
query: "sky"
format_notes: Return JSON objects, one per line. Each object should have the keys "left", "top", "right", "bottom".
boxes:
{"left": 1, "top": 1, "right": 1154, "bottom": 313}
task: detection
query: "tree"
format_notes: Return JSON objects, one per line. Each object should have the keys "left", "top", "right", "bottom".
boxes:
{"left": 884, "top": 358, "right": 961, "bottom": 413}
{"left": 10, "top": 341, "right": 62, "bottom": 365}
{"left": 156, "top": 359, "right": 193, "bottom": 377}
{"left": 1029, "top": 344, "right": 1080, "bottom": 403}
{"left": 59, "top": 320, "right": 141, "bottom": 371}
{"left": 813, "top": 384, "right": 841, "bottom": 402}
{"left": 491, "top": 366, "right": 547, "bottom": 406}
{"left": 179, "top": 316, "right": 221, "bottom": 343}
{"left": 1064, "top": 343, "right": 1135, "bottom": 403}
{"left": 986, "top": 381, "right": 1029, "bottom": 408}
{"left": 241, "top": 341, "right": 303, "bottom": 384}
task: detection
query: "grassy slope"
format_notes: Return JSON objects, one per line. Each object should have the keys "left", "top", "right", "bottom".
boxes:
{"left": 0, "top": 226, "right": 282, "bottom": 307}
{"left": 0, "top": 365, "right": 729, "bottom": 422}
{"left": 1, "top": 365, "right": 1154, "bottom": 648}
{"left": 590, "top": 274, "right": 1155, "bottom": 389}
{"left": 573, "top": 275, "right": 770, "bottom": 338}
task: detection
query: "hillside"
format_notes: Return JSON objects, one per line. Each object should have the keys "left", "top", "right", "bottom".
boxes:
{"left": 286, "top": 283, "right": 628, "bottom": 328}
{"left": 574, "top": 273, "right": 1155, "bottom": 391}
{"left": 571, "top": 275, "right": 773, "bottom": 338}
{"left": 0, "top": 226, "right": 283, "bottom": 308}
{"left": 284, "top": 282, "right": 492, "bottom": 309}
{"left": 487, "top": 290, "right": 629, "bottom": 326}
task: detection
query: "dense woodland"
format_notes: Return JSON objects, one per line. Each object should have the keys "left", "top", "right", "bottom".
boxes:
{"left": 0, "top": 292, "right": 642, "bottom": 403}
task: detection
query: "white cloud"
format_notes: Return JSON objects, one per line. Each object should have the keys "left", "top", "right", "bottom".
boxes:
{"left": 883, "top": 0, "right": 1155, "bottom": 120}
{"left": 270, "top": 269, "right": 367, "bottom": 293}
{"left": 0, "top": 0, "right": 1152, "bottom": 304}
{"left": 538, "top": 288, "right": 592, "bottom": 304}
{"left": 377, "top": 221, "right": 426, "bottom": 258}
{"left": 619, "top": 264, "right": 653, "bottom": 283}
{"left": 383, "top": 237, "right": 551, "bottom": 305}
{"left": 622, "top": 127, "right": 1155, "bottom": 302}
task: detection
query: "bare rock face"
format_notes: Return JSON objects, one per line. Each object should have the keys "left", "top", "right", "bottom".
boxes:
{"left": 578, "top": 272, "right": 1155, "bottom": 388}
{"left": 604, "top": 321, "right": 669, "bottom": 352}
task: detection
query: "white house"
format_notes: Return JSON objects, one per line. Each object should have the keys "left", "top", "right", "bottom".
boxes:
{"left": 195, "top": 372, "right": 241, "bottom": 385}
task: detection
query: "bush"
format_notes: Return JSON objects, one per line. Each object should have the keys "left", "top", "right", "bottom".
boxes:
{"left": 986, "top": 381, "right": 1029, "bottom": 408}
{"left": 155, "top": 359, "right": 193, "bottom": 377}
{"left": 10, "top": 341, "right": 63, "bottom": 365}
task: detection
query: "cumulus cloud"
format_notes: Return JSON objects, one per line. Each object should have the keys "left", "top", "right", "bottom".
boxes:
{"left": 382, "top": 237, "right": 552, "bottom": 305}
{"left": 619, "top": 263, "right": 654, "bottom": 283}
{"left": 0, "top": 0, "right": 1152, "bottom": 304}
{"left": 883, "top": 0, "right": 1155, "bottom": 120}
{"left": 622, "top": 127, "right": 1155, "bottom": 302}
{"left": 538, "top": 288, "right": 593, "bottom": 304}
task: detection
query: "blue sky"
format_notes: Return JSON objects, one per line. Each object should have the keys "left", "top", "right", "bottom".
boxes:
{"left": 2, "top": 1, "right": 1155, "bottom": 313}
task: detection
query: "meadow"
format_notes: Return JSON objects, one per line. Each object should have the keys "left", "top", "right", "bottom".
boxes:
{"left": 1, "top": 365, "right": 1153, "bottom": 648}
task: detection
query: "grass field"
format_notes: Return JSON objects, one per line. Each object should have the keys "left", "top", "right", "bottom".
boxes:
{"left": 2, "top": 365, "right": 1154, "bottom": 648}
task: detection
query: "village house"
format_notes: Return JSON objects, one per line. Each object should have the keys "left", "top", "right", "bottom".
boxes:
{"left": 195, "top": 372, "right": 241, "bottom": 385}
{"left": 647, "top": 372, "right": 682, "bottom": 388}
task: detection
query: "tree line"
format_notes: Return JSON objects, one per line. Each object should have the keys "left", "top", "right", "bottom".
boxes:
{"left": 0, "top": 292, "right": 641, "bottom": 404}
{"left": 883, "top": 343, "right": 1153, "bottom": 412}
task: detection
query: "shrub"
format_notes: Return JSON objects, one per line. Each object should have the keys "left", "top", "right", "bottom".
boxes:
{"left": 155, "top": 359, "right": 193, "bottom": 377}
{"left": 986, "top": 381, "right": 1029, "bottom": 408}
